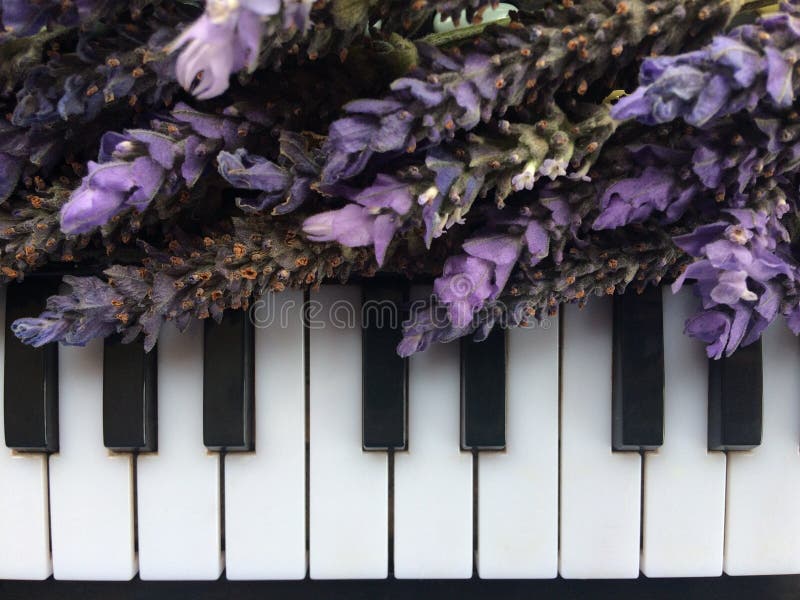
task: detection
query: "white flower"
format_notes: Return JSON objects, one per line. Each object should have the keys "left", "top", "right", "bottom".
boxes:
{"left": 538, "top": 158, "right": 568, "bottom": 181}
{"left": 511, "top": 160, "right": 538, "bottom": 191}
{"left": 417, "top": 186, "right": 439, "bottom": 206}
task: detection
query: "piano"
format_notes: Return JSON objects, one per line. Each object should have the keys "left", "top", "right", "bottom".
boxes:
{"left": 1, "top": 277, "right": 800, "bottom": 599}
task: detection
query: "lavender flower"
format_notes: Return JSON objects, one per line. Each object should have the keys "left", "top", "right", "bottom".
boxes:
{"left": 241, "top": 103, "right": 614, "bottom": 258}
{"left": 10, "top": 214, "right": 381, "bottom": 350}
{"left": 61, "top": 157, "right": 166, "bottom": 234}
{"left": 672, "top": 209, "right": 796, "bottom": 358}
{"left": 60, "top": 102, "right": 260, "bottom": 234}
{"left": 432, "top": 218, "right": 550, "bottom": 328}
{"left": 168, "top": 0, "right": 311, "bottom": 99}
{"left": 613, "top": 5, "right": 800, "bottom": 127}
{"left": 12, "top": 275, "right": 119, "bottom": 346}
{"left": 302, "top": 174, "right": 413, "bottom": 265}
{"left": 217, "top": 131, "right": 322, "bottom": 214}
{"left": 0, "top": 185, "right": 93, "bottom": 282}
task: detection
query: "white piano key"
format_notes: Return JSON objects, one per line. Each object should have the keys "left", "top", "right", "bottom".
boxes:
{"left": 723, "top": 321, "right": 800, "bottom": 575}
{"left": 225, "top": 291, "right": 306, "bottom": 580}
{"left": 0, "top": 287, "right": 51, "bottom": 581}
{"left": 394, "top": 285, "right": 471, "bottom": 578}
{"left": 137, "top": 321, "right": 222, "bottom": 580}
{"left": 49, "top": 341, "right": 136, "bottom": 580}
{"left": 559, "top": 299, "right": 640, "bottom": 579}
{"left": 477, "top": 320, "right": 559, "bottom": 579}
{"left": 309, "top": 286, "right": 388, "bottom": 579}
{"left": 640, "top": 288, "right": 725, "bottom": 577}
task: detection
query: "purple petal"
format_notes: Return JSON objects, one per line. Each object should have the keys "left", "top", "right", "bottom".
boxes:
{"left": 685, "top": 309, "right": 730, "bottom": 359}
{"left": 765, "top": 46, "right": 794, "bottom": 107}
{"left": 303, "top": 204, "right": 374, "bottom": 247}
{"left": 524, "top": 220, "right": 550, "bottom": 263}
{"left": 372, "top": 213, "right": 398, "bottom": 266}
{"left": 60, "top": 183, "right": 127, "bottom": 234}
{"left": 463, "top": 234, "right": 522, "bottom": 266}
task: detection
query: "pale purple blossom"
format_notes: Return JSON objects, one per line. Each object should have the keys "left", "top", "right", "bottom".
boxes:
{"left": 168, "top": 0, "right": 300, "bottom": 100}
{"left": 302, "top": 174, "right": 412, "bottom": 265}
{"left": 672, "top": 209, "right": 796, "bottom": 358}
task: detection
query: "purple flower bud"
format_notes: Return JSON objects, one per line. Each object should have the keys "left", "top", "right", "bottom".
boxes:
{"left": 60, "top": 158, "right": 165, "bottom": 234}
{"left": 12, "top": 316, "right": 71, "bottom": 347}
{"left": 217, "top": 149, "right": 290, "bottom": 192}
{"left": 303, "top": 204, "right": 375, "bottom": 248}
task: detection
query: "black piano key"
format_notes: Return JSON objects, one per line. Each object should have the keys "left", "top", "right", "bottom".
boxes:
{"left": 362, "top": 282, "right": 407, "bottom": 450}
{"left": 4, "top": 279, "right": 59, "bottom": 452}
{"left": 461, "top": 327, "right": 506, "bottom": 450}
{"left": 203, "top": 310, "right": 255, "bottom": 451}
{"left": 611, "top": 287, "right": 665, "bottom": 451}
{"left": 708, "top": 339, "right": 763, "bottom": 451}
{"left": 103, "top": 335, "right": 157, "bottom": 452}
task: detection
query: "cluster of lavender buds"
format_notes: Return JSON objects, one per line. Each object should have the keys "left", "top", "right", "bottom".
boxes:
{"left": 0, "top": 0, "right": 122, "bottom": 37}
{"left": 11, "top": 0, "right": 800, "bottom": 365}
{"left": 58, "top": 101, "right": 270, "bottom": 234}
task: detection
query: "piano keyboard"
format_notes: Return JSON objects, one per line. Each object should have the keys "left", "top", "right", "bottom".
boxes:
{"left": 1, "top": 280, "right": 799, "bottom": 582}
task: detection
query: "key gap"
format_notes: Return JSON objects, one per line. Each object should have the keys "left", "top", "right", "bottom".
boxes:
{"left": 639, "top": 450, "right": 645, "bottom": 552}
{"left": 472, "top": 448, "right": 478, "bottom": 578}
{"left": 557, "top": 308, "right": 564, "bottom": 555}
{"left": 133, "top": 452, "right": 139, "bottom": 554}
{"left": 45, "top": 454, "right": 53, "bottom": 556}
{"left": 722, "top": 450, "right": 730, "bottom": 573}
{"left": 303, "top": 289, "right": 311, "bottom": 578}
{"left": 388, "top": 449, "right": 395, "bottom": 579}
{"left": 220, "top": 451, "right": 226, "bottom": 554}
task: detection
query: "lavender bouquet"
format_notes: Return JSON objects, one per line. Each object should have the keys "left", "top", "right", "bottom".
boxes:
{"left": 2, "top": 0, "right": 799, "bottom": 362}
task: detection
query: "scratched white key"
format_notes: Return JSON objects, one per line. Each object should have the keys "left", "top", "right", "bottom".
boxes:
{"left": 225, "top": 291, "right": 306, "bottom": 580}
{"left": 309, "top": 286, "right": 388, "bottom": 579}
{"left": 137, "top": 321, "right": 222, "bottom": 580}
{"left": 640, "top": 288, "right": 726, "bottom": 577}
{"left": 394, "top": 284, "right": 472, "bottom": 579}
{"left": 49, "top": 341, "right": 136, "bottom": 580}
{"left": 724, "top": 321, "right": 800, "bottom": 575}
{"left": 0, "top": 287, "right": 51, "bottom": 580}
{"left": 559, "top": 299, "right": 640, "bottom": 578}
{"left": 478, "top": 318, "right": 559, "bottom": 578}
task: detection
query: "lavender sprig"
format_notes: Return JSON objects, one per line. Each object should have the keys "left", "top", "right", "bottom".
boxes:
{"left": 319, "top": 0, "right": 737, "bottom": 185}
{"left": 613, "top": 2, "right": 800, "bottom": 127}
{"left": 0, "top": 185, "right": 94, "bottom": 281}
{"left": 0, "top": 0, "right": 126, "bottom": 37}
{"left": 399, "top": 219, "right": 689, "bottom": 355}
{"left": 220, "top": 101, "right": 616, "bottom": 263}
{"left": 58, "top": 101, "right": 271, "bottom": 235}
{"left": 9, "top": 212, "right": 450, "bottom": 350}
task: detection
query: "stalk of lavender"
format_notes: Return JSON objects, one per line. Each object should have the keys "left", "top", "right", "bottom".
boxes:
{"left": 599, "top": 0, "right": 800, "bottom": 357}
{"left": 57, "top": 101, "right": 277, "bottom": 236}
{"left": 612, "top": 1, "right": 800, "bottom": 127}
{"left": 55, "top": 49, "right": 383, "bottom": 235}
{"left": 318, "top": 0, "right": 738, "bottom": 185}
{"left": 220, "top": 100, "right": 616, "bottom": 264}
{"left": 0, "top": 184, "right": 94, "bottom": 282}
{"left": 398, "top": 218, "right": 689, "bottom": 355}
{"left": 166, "top": 0, "right": 543, "bottom": 101}
{"left": 399, "top": 97, "right": 800, "bottom": 358}
{"left": 9, "top": 212, "right": 452, "bottom": 350}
